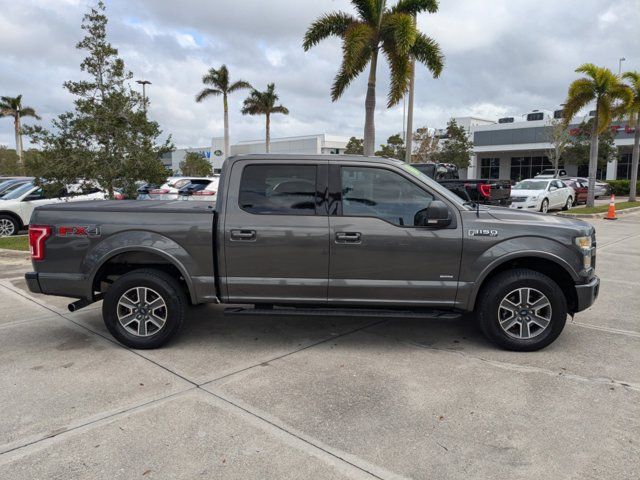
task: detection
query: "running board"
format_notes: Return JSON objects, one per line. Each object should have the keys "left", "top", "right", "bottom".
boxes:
{"left": 224, "top": 306, "right": 461, "bottom": 320}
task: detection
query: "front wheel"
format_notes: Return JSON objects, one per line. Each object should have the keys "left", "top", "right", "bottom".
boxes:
{"left": 540, "top": 198, "right": 549, "bottom": 213}
{"left": 102, "top": 269, "right": 187, "bottom": 349}
{"left": 563, "top": 196, "right": 573, "bottom": 211}
{"left": 0, "top": 215, "right": 19, "bottom": 237}
{"left": 476, "top": 268, "right": 567, "bottom": 351}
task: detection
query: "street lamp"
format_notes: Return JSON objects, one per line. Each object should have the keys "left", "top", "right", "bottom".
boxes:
{"left": 618, "top": 57, "right": 626, "bottom": 75}
{"left": 136, "top": 79, "right": 152, "bottom": 111}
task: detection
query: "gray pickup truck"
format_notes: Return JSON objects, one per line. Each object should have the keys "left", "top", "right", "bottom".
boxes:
{"left": 25, "top": 154, "right": 599, "bottom": 351}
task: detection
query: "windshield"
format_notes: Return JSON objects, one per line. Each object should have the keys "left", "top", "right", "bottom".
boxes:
{"left": 514, "top": 180, "right": 548, "bottom": 190}
{"left": 1, "top": 182, "right": 35, "bottom": 200}
{"left": 399, "top": 163, "right": 466, "bottom": 207}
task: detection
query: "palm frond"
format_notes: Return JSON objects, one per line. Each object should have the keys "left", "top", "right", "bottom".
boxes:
{"left": 382, "top": 42, "right": 411, "bottom": 107}
{"left": 342, "top": 22, "right": 375, "bottom": 74}
{"left": 330, "top": 47, "right": 372, "bottom": 101}
{"left": 19, "top": 107, "right": 41, "bottom": 120}
{"left": 195, "top": 88, "right": 222, "bottom": 102}
{"left": 410, "top": 33, "right": 444, "bottom": 78}
{"left": 303, "top": 12, "right": 357, "bottom": 50}
{"left": 381, "top": 12, "right": 416, "bottom": 56}
{"left": 351, "top": 0, "right": 377, "bottom": 21}
{"left": 562, "top": 78, "right": 595, "bottom": 122}
{"left": 391, "top": 0, "right": 438, "bottom": 15}
{"left": 228, "top": 80, "right": 253, "bottom": 93}
{"left": 270, "top": 105, "right": 289, "bottom": 115}
{"left": 575, "top": 63, "right": 599, "bottom": 80}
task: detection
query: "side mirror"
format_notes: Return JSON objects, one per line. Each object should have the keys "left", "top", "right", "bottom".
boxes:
{"left": 414, "top": 200, "right": 452, "bottom": 228}
{"left": 549, "top": 185, "right": 558, "bottom": 191}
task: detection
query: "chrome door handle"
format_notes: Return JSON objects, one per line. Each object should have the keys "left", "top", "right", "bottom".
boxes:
{"left": 335, "top": 232, "right": 361, "bottom": 243}
{"left": 230, "top": 229, "right": 257, "bottom": 241}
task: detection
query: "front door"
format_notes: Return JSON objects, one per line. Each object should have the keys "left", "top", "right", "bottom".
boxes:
{"left": 223, "top": 161, "right": 329, "bottom": 304}
{"left": 328, "top": 164, "right": 463, "bottom": 307}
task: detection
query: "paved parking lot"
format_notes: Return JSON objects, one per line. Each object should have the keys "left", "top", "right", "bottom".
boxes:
{"left": 0, "top": 213, "right": 639, "bottom": 479}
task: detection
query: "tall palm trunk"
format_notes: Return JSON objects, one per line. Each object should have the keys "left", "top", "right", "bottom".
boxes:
{"left": 363, "top": 48, "right": 379, "bottom": 157}
{"left": 223, "top": 94, "right": 230, "bottom": 159}
{"left": 586, "top": 106, "right": 599, "bottom": 208}
{"left": 265, "top": 113, "right": 270, "bottom": 153}
{"left": 14, "top": 114, "right": 24, "bottom": 174}
{"left": 630, "top": 116, "right": 640, "bottom": 202}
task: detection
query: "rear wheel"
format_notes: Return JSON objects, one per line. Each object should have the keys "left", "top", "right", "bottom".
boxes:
{"left": 477, "top": 268, "right": 567, "bottom": 351}
{"left": 0, "top": 215, "right": 19, "bottom": 237}
{"left": 102, "top": 269, "right": 187, "bottom": 349}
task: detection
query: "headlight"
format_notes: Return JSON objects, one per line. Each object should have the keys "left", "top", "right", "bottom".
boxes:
{"left": 575, "top": 236, "right": 592, "bottom": 269}
{"left": 527, "top": 195, "right": 539, "bottom": 201}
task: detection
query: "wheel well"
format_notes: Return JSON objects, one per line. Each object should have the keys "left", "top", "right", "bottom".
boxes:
{"left": 476, "top": 257, "right": 577, "bottom": 312}
{"left": 92, "top": 251, "right": 192, "bottom": 303}
{"left": 0, "top": 211, "right": 24, "bottom": 230}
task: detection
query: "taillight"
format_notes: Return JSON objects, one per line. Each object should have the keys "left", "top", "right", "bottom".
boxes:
{"left": 479, "top": 184, "right": 492, "bottom": 198}
{"left": 150, "top": 188, "right": 169, "bottom": 194}
{"left": 29, "top": 225, "right": 51, "bottom": 261}
{"left": 194, "top": 190, "right": 216, "bottom": 196}
{"left": 114, "top": 192, "right": 125, "bottom": 200}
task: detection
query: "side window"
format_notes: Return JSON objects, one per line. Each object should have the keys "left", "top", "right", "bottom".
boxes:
{"left": 341, "top": 166, "right": 434, "bottom": 226}
{"left": 239, "top": 164, "right": 317, "bottom": 215}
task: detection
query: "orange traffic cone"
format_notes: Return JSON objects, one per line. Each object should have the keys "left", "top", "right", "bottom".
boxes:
{"left": 604, "top": 194, "right": 617, "bottom": 220}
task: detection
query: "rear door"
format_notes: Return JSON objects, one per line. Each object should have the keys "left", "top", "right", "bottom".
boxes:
{"left": 222, "top": 160, "right": 329, "bottom": 303}
{"left": 328, "top": 163, "right": 462, "bottom": 307}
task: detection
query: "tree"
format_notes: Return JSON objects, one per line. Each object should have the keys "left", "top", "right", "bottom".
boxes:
{"left": 562, "top": 64, "right": 632, "bottom": 206}
{"left": 375, "top": 133, "right": 405, "bottom": 159}
{"left": 436, "top": 119, "right": 473, "bottom": 169}
{"left": 0, "top": 95, "right": 41, "bottom": 173}
{"left": 241, "top": 83, "right": 289, "bottom": 153}
{"left": 195, "top": 65, "right": 252, "bottom": 160}
{"left": 562, "top": 120, "right": 617, "bottom": 174}
{"left": 303, "top": 0, "right": 444, "bottom": 156}
{"left": 622, "top": 71, "right": 640, "bottom": 201}
{"left": 25, "top": 1, "right": 172, "bottom": 199}
{"left": 545, "top": 118, "right": 571, "bottom": 173}
{"left": 411, "top": 126, "right": 439, "bottom": 163}
{"left": 345, "top": 136, "right": 364, "bottom": 154}
{"left": 179, "top": 152, "right": 213, "bottom": 176}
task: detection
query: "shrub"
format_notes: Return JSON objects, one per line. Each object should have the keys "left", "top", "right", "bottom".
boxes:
{"left": 605, "top": 179, "right": 640, "bottom": 196}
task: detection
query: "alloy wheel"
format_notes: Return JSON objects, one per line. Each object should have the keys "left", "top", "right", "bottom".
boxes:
{"left": 541, "top": 199, "right": 549, "bottom": 213}
{"left": 0, "top": 218, "right": 15, "bottom": 237}
{"left": 498, "top": 287, "right": 552, "bottom": 339}
{"left": 117, "top": 287, "right": 168, "bottom": 337}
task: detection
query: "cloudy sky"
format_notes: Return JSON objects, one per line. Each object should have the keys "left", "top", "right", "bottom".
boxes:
{"left": 1, "top": 0, "right": 639, "bottom": 150}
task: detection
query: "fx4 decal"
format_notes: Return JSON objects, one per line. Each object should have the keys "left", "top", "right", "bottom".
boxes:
{"left": 57, "top": 225, "right": 101, "bottom": 237}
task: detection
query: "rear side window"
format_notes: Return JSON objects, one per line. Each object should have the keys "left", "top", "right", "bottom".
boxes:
{"left": 239, "top": 164, "right": 317, "bottom": 215}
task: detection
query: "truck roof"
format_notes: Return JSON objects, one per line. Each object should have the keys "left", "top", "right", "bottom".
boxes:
{"left": 226, "top": 153, "right": 401, "bottom": 165}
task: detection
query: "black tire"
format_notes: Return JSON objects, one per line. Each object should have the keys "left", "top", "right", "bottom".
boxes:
{"left": 102, "top": 269, "right": 187, "bottom": 349}
{"left": 477, "top": 268, "right": 567, "bottom": 351}
{"left": 540, "top": 198, "right": 549, "bottom": 213}
{"left": 562, "top": 196, "right": 573, "bottom": 211}
{"left": 0, "top": 214, "right": 19, "bottom": 237}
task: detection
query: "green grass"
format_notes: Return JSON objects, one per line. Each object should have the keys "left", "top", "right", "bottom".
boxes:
{"left": 560, "top": 201, "right": 640, "bottom": 215}
{"left": 0, "top": 235, "right": 29, "bottom": 251}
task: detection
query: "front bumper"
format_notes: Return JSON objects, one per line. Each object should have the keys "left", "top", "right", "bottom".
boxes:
{"left": 574, "top": 275, "right": 600, "bottom": 312}
{"left": 509, "top": 200, "right": 539, "bottom": 210}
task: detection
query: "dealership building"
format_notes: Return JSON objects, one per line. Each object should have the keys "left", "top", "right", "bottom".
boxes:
{"left": 460, "top": 110, "right": 637, "bottom": 181}
{"left": 165, "top": 134, "right": 350, "bottom": 173}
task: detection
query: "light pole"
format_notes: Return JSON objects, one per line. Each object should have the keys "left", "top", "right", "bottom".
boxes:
{"left": 618, "top": 57, "right": 626, "bottom": 75}
{"left": 136, "top": 79, "right": 152, "bottom": 112}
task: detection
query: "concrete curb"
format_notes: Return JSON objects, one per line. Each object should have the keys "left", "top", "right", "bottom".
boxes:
{"left": 558, "top": 205, "right": 640, "bottom": 219}
{"left": 0, "top": 248, "right": 30, "bottom": 259}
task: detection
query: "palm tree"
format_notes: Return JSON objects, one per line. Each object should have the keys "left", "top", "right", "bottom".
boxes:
{"left": 241, "top": 83, "right": 289, "bottom": 153}
{"left": 303, "top": 0, "right": 444, "bottom": 156}
{"left": 195, "top": 65, "right": 252, "bottom": 159}
{"left": 622, "top": 71, "right": 640, "bottom": 202}
{"left": 562, "top": 64, "right": 633, "bottom": 207}
{"left": 0, "top": 95, "right": 41, "bottom": 172}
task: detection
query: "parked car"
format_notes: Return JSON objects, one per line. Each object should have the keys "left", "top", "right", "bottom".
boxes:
{"left": 412, "top": 163, "right": 459, "bottom": 180}
{"left": 145, "top": 177, "right": 215, "bottom": 200}
{"left": 573, "top": 178, "right": 611, "bottom": 199}
{"left": 26, "top": 154, "right": 599, "bottom": 352}
{"left": 562, "top": 179, "right": 588, "bottom": 205}
{"left": 0, "top": 182, "right": 105, "bottom": 236}
{"left": 179, "top": 177, "right": 220, "bottom": 201}
{"left": 438, "top": 179, "right": 512, "bottom": 206}
{"left": 0, "top": 178, "right": 33, "bottom": 198}
{"left": 535, "top": 169, "right": 567, "bottom": 179}
{"left": 510, "top": 178, "right": 575, "bottom": 213}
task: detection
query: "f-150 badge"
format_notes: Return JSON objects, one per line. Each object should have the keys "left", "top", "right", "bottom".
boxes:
{"left": 468, "top": 229, "right": 498, "bottom": 237}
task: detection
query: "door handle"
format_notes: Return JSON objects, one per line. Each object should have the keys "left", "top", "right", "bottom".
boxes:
{"left": 230, "top": 229, "right": 257, "bottom": 241}
{"left": 335, "top": 232, "right": 361, "bottom": 244}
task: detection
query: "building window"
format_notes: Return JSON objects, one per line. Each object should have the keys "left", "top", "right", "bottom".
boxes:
{"left": 510, "top": 156, "right": 551, "bottom": 181}
{"left": 616, "top": 153, "right": 639, "bottom": 180}
{"left": 480, "top": 158, "right": 500, "bottom": 179}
